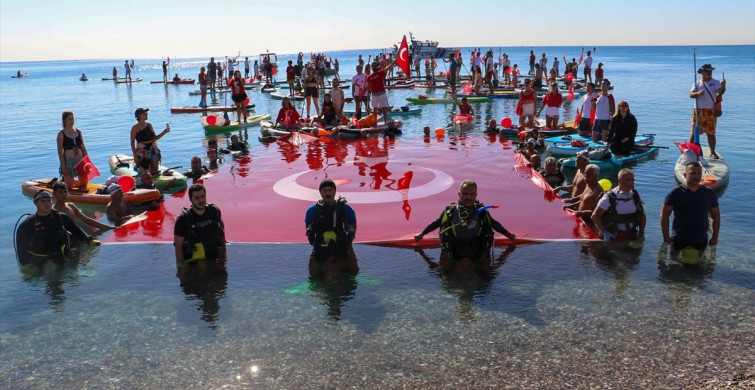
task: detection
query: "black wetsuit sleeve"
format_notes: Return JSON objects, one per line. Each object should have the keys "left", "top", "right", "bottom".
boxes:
{"left": 15, "top": 218, "right": 32, "bottom": 263}
{"left": 61, "top": 213, "right": 91, "bottom": 242}
{"left": 489, "top": 214, "right": 511, "bottom": 236}
{"left": 420, "top": 212, "right": 444, "bottom": 236}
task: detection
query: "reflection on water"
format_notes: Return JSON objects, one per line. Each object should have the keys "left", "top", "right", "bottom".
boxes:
{"left": 307, "top": 247, "right": 359, "bottom": 321}
{"left": 656, "top": 243, "right": 718, "bottom": 314}
{"left": 583, "top": 241, "right": 642, "bottom": 296}
{"left": 176, "top": 256, "right": 228, "bottom": 329}
{"left": 18, "top": 246, "right": 96, "bottom": 312}
{"left": 414, "top": 245, "right": 517, "bottom": 321}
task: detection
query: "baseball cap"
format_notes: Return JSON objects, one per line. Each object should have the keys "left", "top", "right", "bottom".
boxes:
{"left": 134, "top": 107, "right": 149, "bottom": 118}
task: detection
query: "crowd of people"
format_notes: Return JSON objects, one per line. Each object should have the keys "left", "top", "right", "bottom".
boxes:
{"left": 14, "top": 51, "right": 725, "bottom": 276}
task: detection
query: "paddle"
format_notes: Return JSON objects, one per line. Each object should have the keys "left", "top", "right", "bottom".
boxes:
{"left": 692, "top": 47, "right": 701, "bottom": 150}
{"left": 116, "top": 212, "right": 149, "bottom": 229}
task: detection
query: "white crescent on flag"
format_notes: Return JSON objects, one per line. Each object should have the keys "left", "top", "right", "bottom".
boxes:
{"left": 397, "top": 35, "right": 411, "bottom": 77}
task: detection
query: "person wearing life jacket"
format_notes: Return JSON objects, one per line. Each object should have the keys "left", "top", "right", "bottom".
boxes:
{"left": 305, "top": 178, "right": 358, "bottom": 270}
{"left": 173, "top": 184, "right": 226, "bottom": 264}
{"left": 591, "top": 168, "right": 646, "bottom": 242}
{"left": 15, "top": 191, "right": 101, "bottom": 267}
{"left": 414, "top": 180, "right": 515, "bottom": 272}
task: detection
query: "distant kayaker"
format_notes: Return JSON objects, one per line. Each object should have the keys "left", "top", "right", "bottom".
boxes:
{"left": 689, "top": 63, "right": 725, "bottom": 159}
{"left": 172, "top": 73, "right": 181, "bottom": 83}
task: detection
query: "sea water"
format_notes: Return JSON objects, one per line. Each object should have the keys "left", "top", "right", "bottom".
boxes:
{"left": 0, "top": 46, "right": 753, "bottom": 389}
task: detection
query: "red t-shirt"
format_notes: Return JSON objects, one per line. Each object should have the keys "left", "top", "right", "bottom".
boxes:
{"left": 595, "top": 68, "right": 604, "bottom": 78}
{"left": 459, "top": 103, "right": 473, "bottom": 115}
{"left": 543, "top": 92, "right": 563, "bottom": 107}
{"left": 229, "top": 78, "right": 244, "bottom": 94}
{"left": 198, "top": 72, "right": 207, "bottom": 86}
{"left": 366, "top": 69, "right": 387, "bottom": 94}
{"left": 276, "top": 106, "right": 300, "bottom": 125}
{"left": 286, "top": 65, "right": 296, "bottom": 81}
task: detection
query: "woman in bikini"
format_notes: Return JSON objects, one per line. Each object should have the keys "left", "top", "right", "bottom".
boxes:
{"left": 56, "top": 111, "right": 89, "bottom": 189}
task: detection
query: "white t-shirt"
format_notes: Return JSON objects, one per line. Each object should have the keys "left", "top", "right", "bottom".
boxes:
{"left": 580, "top": 92, "right": 596, "bottom": 118}
{"left": 584, "top": 55, "right": 593, "bottom": 68}
{"left": 595, "top": 93, "right": 614, "bottom": 120}
{"left": 597, "top": 189, "right": 641, "bottom": 231}
{"left": 352, "top": 74, "right": 366, "bottom": 97}
{"left": 486, "top": 56, "right": 494, "bottom": 73}
{"left": 691, "top": 79, "right": 721, "bottom": 109}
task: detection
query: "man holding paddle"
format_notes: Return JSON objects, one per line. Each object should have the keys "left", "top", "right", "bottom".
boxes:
{"left": 689, "top": 63, "right": 725, "bottom": 159}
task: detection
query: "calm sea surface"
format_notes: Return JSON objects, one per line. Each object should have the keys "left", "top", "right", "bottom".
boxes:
{"left": 1, "top": 46, "right": 753, "bottom": 389}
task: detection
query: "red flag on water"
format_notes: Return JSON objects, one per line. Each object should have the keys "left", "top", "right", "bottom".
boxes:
{"left": 567, "top": 83, "right": 575, "bottom": 101}
{"left": 461, "top": 82, "right": 472, "bottom": 94}
{"left": 396, "top": 35, "right": 411, "bottom": 77}
{"left": 73, "top": 155, "right": 101, "bottom": 181}
{"left": 574, "top": 108, "right": 581, "bottom": 125}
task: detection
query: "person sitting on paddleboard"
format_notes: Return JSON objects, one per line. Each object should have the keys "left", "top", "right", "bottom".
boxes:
{"left": 172, "top": 73, "right": 181, "bottom": 83}
{"left": 315, "top": 93, "right": 339, "bottom": 126}
{"left": 15, "top": 191, "right": 101, "bottom": 268}
{"left": 414, "top": 180, "right": 515, "bottom": 273}
{"left": 274, "top": 96, "right": 301, "bottom": 130}
{"left": 130, "top": 108, "right": 169, "bottom": 175}
{"left": 607, "top": 100, "right": 638, "bottom": 156}
{"left": 305, "top": 178, "right": 358, "bottom": 272}
{"left": 57, "top": 111, "right": 90, "bottom": 190}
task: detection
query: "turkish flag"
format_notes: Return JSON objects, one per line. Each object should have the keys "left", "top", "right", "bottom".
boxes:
{"left": 73, "top": 155, "right": 101, "bottom": 181}
{"left": 397, "top": 35, "right": 411, "bottom": 77}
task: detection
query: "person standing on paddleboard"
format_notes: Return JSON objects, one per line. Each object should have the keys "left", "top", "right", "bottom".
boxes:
{"left": 130, "top": 108, "right": 170, "bottom": 175}
{"left": 229, "top": 70, "right": 248, "bottom": 123}
{"left": 57, "top": 111, "right": 90, "bottom": 190}
{"left": 367, "top": 60, "right": 395, "bottom": 125}
{"left": 690, "top": 63, "right": 725, "bottom": 159}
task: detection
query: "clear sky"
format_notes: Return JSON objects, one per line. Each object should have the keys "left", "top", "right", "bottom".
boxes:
{"left": 1, "top": 0, "right": 753, "bottom": 62}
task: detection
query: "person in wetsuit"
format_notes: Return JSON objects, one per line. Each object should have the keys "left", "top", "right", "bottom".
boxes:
{"left": 414, "top": 180, "right": 515, "bottom": 272}
{"left": 15, "top": 191, "right": 100, "bottom": 266}
{"left": 305, "top": 178, "right": 358, "bottom": 272}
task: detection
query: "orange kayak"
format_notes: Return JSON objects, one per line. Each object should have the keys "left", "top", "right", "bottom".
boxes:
{"left": 21, "top": 179, "right": 161, "bottom": 205}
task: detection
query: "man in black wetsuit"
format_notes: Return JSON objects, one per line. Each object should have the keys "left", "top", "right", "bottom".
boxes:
{"left": 15, "top": 191, "right": 100, "bottom": 266}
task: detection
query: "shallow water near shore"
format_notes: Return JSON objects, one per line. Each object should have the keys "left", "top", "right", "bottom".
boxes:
{"left": 1, "top": 45, "right": 754, "bottom": 388}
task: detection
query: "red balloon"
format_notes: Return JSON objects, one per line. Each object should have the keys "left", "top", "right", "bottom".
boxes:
{"left": 501, "top": 117, "right": 512, "bottom": 128}
{"left": 206, "top": 115, "right": 217, "bottom": 126}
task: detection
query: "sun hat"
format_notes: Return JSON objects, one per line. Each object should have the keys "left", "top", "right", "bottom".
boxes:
{"left": 697, "top": 64, "right": 715, "bottom": 73}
